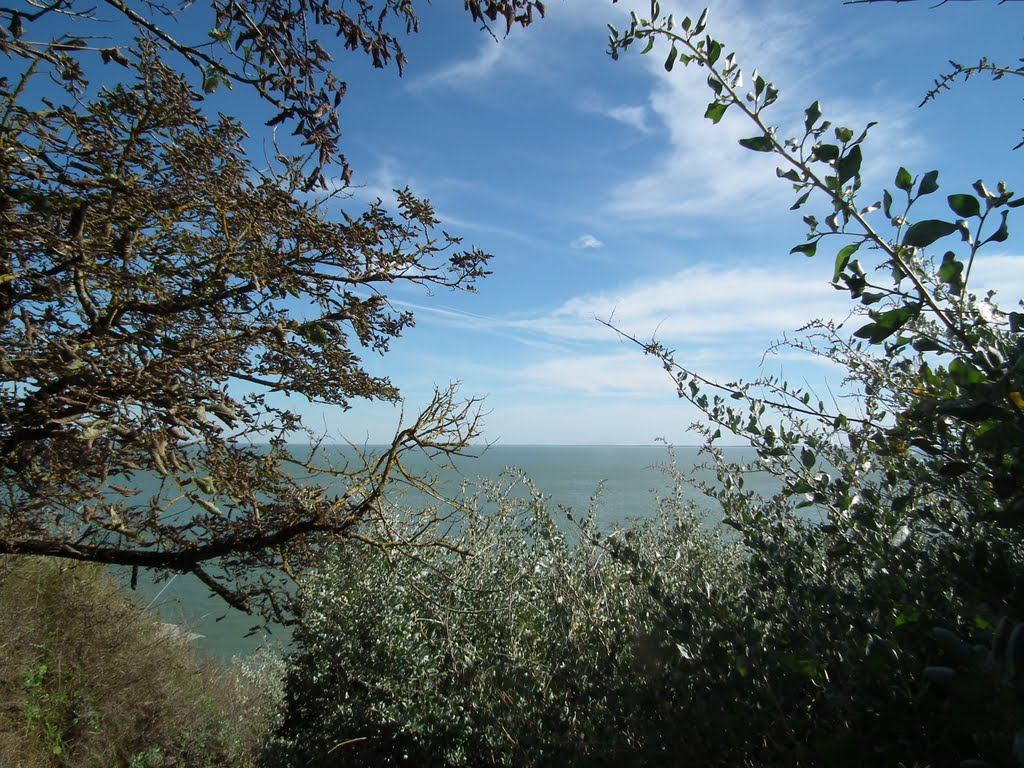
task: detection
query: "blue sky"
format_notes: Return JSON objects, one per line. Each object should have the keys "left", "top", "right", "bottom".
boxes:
{"left": 288, "top": 0, "right": 1022, "bottom": 445}
{"left": 36, "top": 0, "right": 1023, "bottom": 446}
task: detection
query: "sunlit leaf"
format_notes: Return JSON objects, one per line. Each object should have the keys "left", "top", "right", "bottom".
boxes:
{"left": 804, "top": 101, "right": 821, "bottom": 132}
{"left": 947, "top": 193, "right": 980, "bottom": 218}
{"left": 832, "top": 241, "right": 861, "bottom": 283}
{"left": 895, "top": 167, "right": 913, "bottom": 192}
{"left": 704, "top": 102, "right": 728, "bottom": 123}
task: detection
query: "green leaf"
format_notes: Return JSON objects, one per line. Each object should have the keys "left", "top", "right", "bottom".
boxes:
{"left": 804, "top": 101, "right": 821, "bottom": 132}
{"left": 947, "top": 193, "right": 981, "bottom": 218}
{"left": 738, "top": 135, "right": 774, "bottom": 152}
{"left": 800, "top": 447, "right": 816, "bottom": 469}
{"left": 912, "top": 337, "right": 944, "bottom": 352}
{"left": 939, "top": 251, "right": 964, "bottom": 294}
{"left": 694, "top": 7, "right": 709, "bottom": 34}
{"left": 664, "top": 45, "right": 678, "bottom": 71}
{"left": 917, "top": 170, "right": 940, "bottom": 196}
{"left": 836, "top": 145, "right": 862, "bottom": 186}
{"left": 790, "top": 240, "right": 818, "bottom": 257}
{"left": 790, "top": 190, "right": 811, "bottom": 210}
{"left": 984, "top": 210, "right": 1009, "bottom": 244}
{"left": 832, "top": 241, "right": 861, "bottom": 283}
{"left": 100, "top": 47, "right": 130, "bottom": 67}
{"left": 202, "top": 72, "right": 221, "bottom": 94}
{"left": 834, "top": 126, "right": 854, "bottom": 143}
{"left": 706, "top": 39, "right": 722, "bottom": 66}
{"left": 895, "top": 167, "right": 913, "bottom": 192}
{"left": 853, "top": 305, "right": 920, "bottom": 344}
{"left": 812, "top": 144, "right": 839, "bottom": 162}
{"left": 883, "top": 189, "right": 894, "bottom": 218}
{"left": 777, "top": 167, "right": 801, "bottom": 182}
{"left": 297, "top": 322, "right": 330, "bottom": 345}
{"left": 903, "top": 219, "right": 958, "bottom": 249}
{"left": 704, "top": 102, "right": 728, "bottom": 123}
{"left": 948, "top": 357, "right": 985, "bottom": 387}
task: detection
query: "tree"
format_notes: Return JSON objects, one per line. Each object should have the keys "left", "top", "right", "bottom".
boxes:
{"left": 0, "top": 1, "right": 544, "bottom": 621}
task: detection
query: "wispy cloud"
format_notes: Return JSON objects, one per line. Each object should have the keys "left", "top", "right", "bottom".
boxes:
{"left": 576, "top": 89, "right": 651, "bottom": 133}
{"left": 966, "top": 253, "right": 1024, "bottom": 307}
{"left": 408, "top": 33, "right": 530, "bottom": 91}
{"left": 516, "top": 351, "right": 676, "bottom": 399}
{"left": 516, "top": 261, "right": 851, "bottom": 345}
{"left": 571, "top": 234, "right": 605, "bottom": 249}
{"left": 398, "top": 256, "right": 854, "bottom": 352}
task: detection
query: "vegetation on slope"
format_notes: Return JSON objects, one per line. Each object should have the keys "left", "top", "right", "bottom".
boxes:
{"left": 0, "top": 557, "right": 276, "bottom": 768}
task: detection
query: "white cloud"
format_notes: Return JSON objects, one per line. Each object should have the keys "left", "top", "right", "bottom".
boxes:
{"left": 965, "top": 253, "right": 1024, "bottom": 308}
{"left": 398, "top": 257, "right": 857, "bottom": 363}
{"left": 571, "top": 233, "right": 604, "bottom": 249}
{"left": 516, "top": 261, "right": 851, "bottom": 345}
{"left": 604, "top": 105, "right": 650, "bottom": 133}
{"left": 409, "top": 33, "right": 531, "bottom": 91}
{"left": 516, "top": 351, "right": 676, "bottom": 399}
{"left": 576, "top": 90, "right": 651, "bottom": 133}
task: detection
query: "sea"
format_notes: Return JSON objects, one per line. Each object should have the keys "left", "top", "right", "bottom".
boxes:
{"left": 124, "top": 444, "right": 768, "bottom": 660}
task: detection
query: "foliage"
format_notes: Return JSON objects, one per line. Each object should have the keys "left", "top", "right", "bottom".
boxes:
{"left": 273, "top": 453, "right": 1007, "bottom": 766}
{"left": 0, "top": 1, "right": 545, "bottom": 620}
{"left": 266, "top": 468, "right": 758, "bottom": 767}
{"left": 0, "top": 556, "right": 270, "bottom": 767}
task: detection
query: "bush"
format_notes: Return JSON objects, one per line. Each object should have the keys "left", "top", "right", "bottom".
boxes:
{"left": 266, "top": 467, "right": 753, "bottom": 766}
{"left": 270, "top": 444, "right": 1024, "bottom": 767}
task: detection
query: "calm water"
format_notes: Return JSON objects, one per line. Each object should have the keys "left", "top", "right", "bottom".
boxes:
{"left": 126, "top": 444, "right": 763, "bottom": 659}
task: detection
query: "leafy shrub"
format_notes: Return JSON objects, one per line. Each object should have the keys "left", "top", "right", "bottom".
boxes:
{"left": 266, "top": 468, "right": 752, "bottom": 766}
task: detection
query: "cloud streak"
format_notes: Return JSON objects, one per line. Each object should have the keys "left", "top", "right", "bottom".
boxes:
{"left": 571, "top": 234, "right": 604, "bottom": 249}
{"left": 576, "top": 89, "right": 651, "bottom": 133}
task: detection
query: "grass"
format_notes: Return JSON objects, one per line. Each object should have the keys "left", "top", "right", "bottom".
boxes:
{"left": 0, "top": 556, "right": 273, "bottom": 768}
